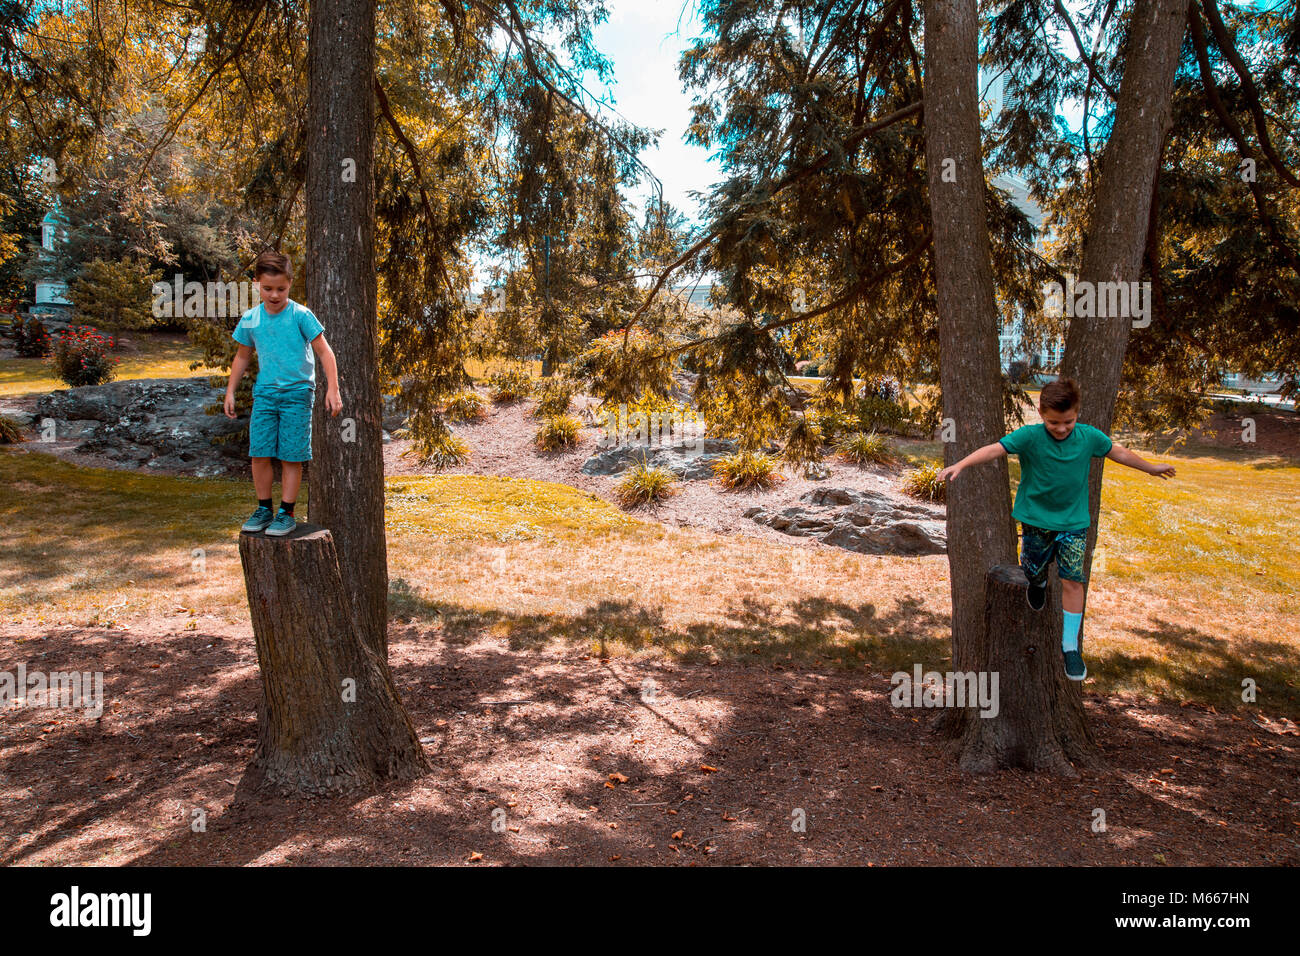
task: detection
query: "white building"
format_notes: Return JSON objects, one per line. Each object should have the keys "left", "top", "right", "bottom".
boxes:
{"left": 34, "top": 198, "right": 72, "bottom": 313}
{"left": 981, "top": 68, "right": 1064, "bottom": 378}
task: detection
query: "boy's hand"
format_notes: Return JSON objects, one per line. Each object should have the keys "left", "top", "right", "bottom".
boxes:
{"left": 325, "top": 387, "right": 342, "bottom": 417}
{"left": 937, "top": 463, "right": 962, "bottom": 483}
{"left": 1147, "top": 462, "right": 1176, "bottom": 479}
{"left": 223, "top": 392, "right": 237, "bottom": 419}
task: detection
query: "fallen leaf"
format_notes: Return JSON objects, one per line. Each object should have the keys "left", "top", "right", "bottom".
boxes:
{"left": 672, "top": 830, "right": 684, "bottom": 840}
{"left": 700, "top": 765, "right": 718, "bottom": 773}
{"left": 468, "top": 851, "right": 483, "bottom": 862}
{"left": 608, "top": 772, "right": 628, "bottom": 784}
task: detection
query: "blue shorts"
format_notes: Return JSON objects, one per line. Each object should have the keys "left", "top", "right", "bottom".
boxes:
{"left": 1019, "top": 523, "right": 1089, "bottom": 584}
{"left": 249, "top": 388, "right": 314, "bottom": 462}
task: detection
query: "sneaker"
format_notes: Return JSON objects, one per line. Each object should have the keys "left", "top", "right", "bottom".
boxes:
{"left": 241, "top": 505, "right": 274, "bottom": 533}
{"left": 1064, "top": 649, "right": 1087, "bottom": 681}
{"left": 1026, "top": 581, "right": 1046, "bottom": 611}
{"left": 265, "top": 509, "right": 297, "bottom": 536}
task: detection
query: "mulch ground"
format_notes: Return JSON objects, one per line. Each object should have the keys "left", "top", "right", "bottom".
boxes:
{"left": 2, "top": 615, "right": 1296, "bottom": 866}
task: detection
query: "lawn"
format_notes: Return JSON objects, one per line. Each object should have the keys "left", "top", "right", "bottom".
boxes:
{"left": 0, "top": 332, "right": 225, "bottom": 399}
{"left": 2, "top": 436, "right": 1296, "bottom": 718}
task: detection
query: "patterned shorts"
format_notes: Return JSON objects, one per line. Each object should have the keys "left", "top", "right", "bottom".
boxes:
{"left": 1019, "top": 523, "right": 1089, "bottom": 585}
{"left": 249, "top": 388, "right": 314, "bottom": 462}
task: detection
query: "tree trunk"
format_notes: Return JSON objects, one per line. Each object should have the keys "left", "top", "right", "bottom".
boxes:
{"left": 922, "top": 0, "right": 1018, "bottom": 737}
{"left": 306, "top": 0, "right": 389, "bottom": 659}
{"left": 1060, "top": 0, "right": 1188, "bottom": 625}
{"left": 239, "top": 524, "right": 429, "bottom": 796}
{"left": 950, "top": 564, "right": 1099, "bottom": 774}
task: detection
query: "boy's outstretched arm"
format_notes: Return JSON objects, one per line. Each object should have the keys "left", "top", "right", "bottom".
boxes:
{"left": 1106, "top": 442, "right": 1176, "bottom": 479}
{"left": 937, "top": 441, "right": 1007, "bottom": 483}
{"left": 224, "top": 345, "right": 253, "bottom": 418}
{"left": 311, "top": 333, "right": 343, "bottom": 417}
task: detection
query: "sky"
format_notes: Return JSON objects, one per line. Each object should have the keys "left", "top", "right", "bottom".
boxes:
{"left": 580, "top": 1, "right": 723, "bottom": 230}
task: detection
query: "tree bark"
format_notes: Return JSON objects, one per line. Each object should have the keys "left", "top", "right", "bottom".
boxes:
{"left": 922, "top": 0, "right": 1018, "bottom": 736}
{"left": 306, "top": 0, "right": 389, "bottom": 659}
{"left": 1060, "top": 0, "right": 1188, "bottom": 627}
{"left": 951, "top": 564, "right": 1099, "bottom": 774}
{"left": 238, "top": 525, "right": 429, "bottom": 796}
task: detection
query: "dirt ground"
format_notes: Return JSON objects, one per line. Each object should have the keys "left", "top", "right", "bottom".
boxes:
{"left": 1, "top": 615, "right": 1297, "bottom": 866}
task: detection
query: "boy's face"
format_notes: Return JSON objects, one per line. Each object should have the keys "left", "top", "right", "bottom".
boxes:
{"left": 1040, "top": 404, "right": 1078, "bottom": 440}
{"left": 257, "top": 272, "right": 291, "bottom": 312}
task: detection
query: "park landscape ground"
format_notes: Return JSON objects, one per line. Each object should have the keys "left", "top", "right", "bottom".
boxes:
{"left": 1, "top": 332, "right": 1298, "bottom": 865}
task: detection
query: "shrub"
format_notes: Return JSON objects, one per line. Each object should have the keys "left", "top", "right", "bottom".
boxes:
{"left": 67, "top": 256, "right": 162, "bottom": 332}
{"left": 533, "top": 376, "right": 577, "bottom": 418}
{"left": 614, "top": 459, "right": 679, "bottom": 507}
{"left": 853, "top": 394, "right": 909, "bottom": 434}
{"left": 51, "top": 324, "right": 118, "bottom": 387}
{"left": 712, "top": 450, "right": 785, "bottom": 491}
{"left": 487, "top": 368, "right": 534, "bottom": 404}
{"left": 902, "top": 462, "right": 946, "bottom": 502}
{"left": 444, "top": 390, "right": 487, "bottom": 422}
{"left": 419, "top": 430, "right": 470, "bottom": 470}
{"left": 0, "top": 414, "right": 25, "bottom": 444}
{"left": 535, "top": 413, "right": 582, "bottom": 450}
{"left": 781, "top": 414, "right": 824, "bottom": 468}
{"left": 835, "top": 430, "right": 894, "bottom": 466}
{"left": 12, "top": 315, "right": 51, "bottom": 357}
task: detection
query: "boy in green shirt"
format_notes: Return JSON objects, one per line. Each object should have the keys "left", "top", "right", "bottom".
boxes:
{"left": 937, "top": 378, "right": 1175, "bottom": 680}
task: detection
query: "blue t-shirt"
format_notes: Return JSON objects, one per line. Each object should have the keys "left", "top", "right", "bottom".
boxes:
{"left": 998, "top": 422, "right": 1113, "bottom": 531}
{"left": 232, "top": 299, "right": 324, "bottom": 395}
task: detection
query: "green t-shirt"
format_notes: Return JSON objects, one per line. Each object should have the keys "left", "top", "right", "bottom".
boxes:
{"left": 998, "top": 422, "right": 1113, "bottom": 531}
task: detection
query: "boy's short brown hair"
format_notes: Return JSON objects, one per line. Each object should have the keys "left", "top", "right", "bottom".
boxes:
{"left": 1039, "top": 377, "right": 1080, "bottom": 413}
{"left": 254, "top": 249, "right": 293, "bottom": 281}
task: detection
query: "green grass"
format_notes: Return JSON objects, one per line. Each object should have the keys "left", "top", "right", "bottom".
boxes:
{"left": 0, "top": 333, "right": 223, "bottom": 398}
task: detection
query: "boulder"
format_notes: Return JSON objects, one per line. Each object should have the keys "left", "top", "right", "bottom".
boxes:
{"left": 581, "top": 437, "right": 740, "bottom": 479}
{"left": 746, "top": 487, "right": 947, "bottom": 555}
{"left": 32, "top": 378, "right": 247, "bottom": 476}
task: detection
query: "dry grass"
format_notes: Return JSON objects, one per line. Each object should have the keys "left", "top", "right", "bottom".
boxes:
{"left": 2, "top": 436, "right": 1297, "bottom": 718}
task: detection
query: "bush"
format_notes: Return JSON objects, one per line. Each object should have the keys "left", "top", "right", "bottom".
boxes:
{"left": 902, "top": 462, "right": 946, "bottom": 502}
{"left": 444, "top": 390, "right": 487, "bottom": 422}
{"left": 835, "top": 430, "right": 894, "bottom": 466}
{"left": 533, "top": 376, "right": 578, "bottom": 418}
{"left": 535, "top": 414, "right": 582, "bottom": 451}
{"left": 853, "top": 394, "right": 909, "bottom": 434}
{"left": 712, "top": 450, "right": 785, "bottom": 491}
{"left": 419, "top": 430, "right": 470, "bottom": 470}
{"left": 614, "top": 459, "right": 679, "bottom": 507}
{"left": 487, "top": 368, "right": 534, "bottom": 404}
{"left": 51, "top": 324, "right": 118, "bottom": 387}
{"left": 0, "top": 414, "right": 26, "bottom": 444}
{"left": 67, "top": 256, "right": 163, "bottom": 332}
{"left": 12, "top": 315, "right": 51, "bottom": 357}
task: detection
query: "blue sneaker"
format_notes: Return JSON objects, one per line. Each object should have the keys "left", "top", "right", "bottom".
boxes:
{"left": 265, "top": 509, "right": 297, "bottom": 536}
{"left": 1064, "top": 650, "right": 1087, "bottom": 681}
{"left": 241, "top": 505, "right": 274, "bottom": 533}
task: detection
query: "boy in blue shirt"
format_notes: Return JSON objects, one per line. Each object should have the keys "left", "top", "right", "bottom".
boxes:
{"left": 937, "top": 377, "right": 1175, "bottom": 680}
{"left": 223, "top": 250, "right": 342, "bottom": 535}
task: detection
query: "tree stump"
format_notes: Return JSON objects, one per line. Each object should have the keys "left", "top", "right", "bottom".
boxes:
{"left": 949, "top": 564, "right": 1100, "bottom": 775}
{"left": 238, "top": 523, "right": 430, "bottom": 796}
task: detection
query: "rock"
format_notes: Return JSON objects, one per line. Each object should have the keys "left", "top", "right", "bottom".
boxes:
{"left": 747, "top": 486, "right": 947, "bottom": 555}
{"left": 0, "top": 405, "right": 34, "bottom": 429}
{"left": 381, "top": 393, "right": 408, "bottom": 432}
{"left": 32, "top": 377, "right": 247, "bottom": 475}
{"left": 581, "top": 437, "right": 740, "bottom": 479}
